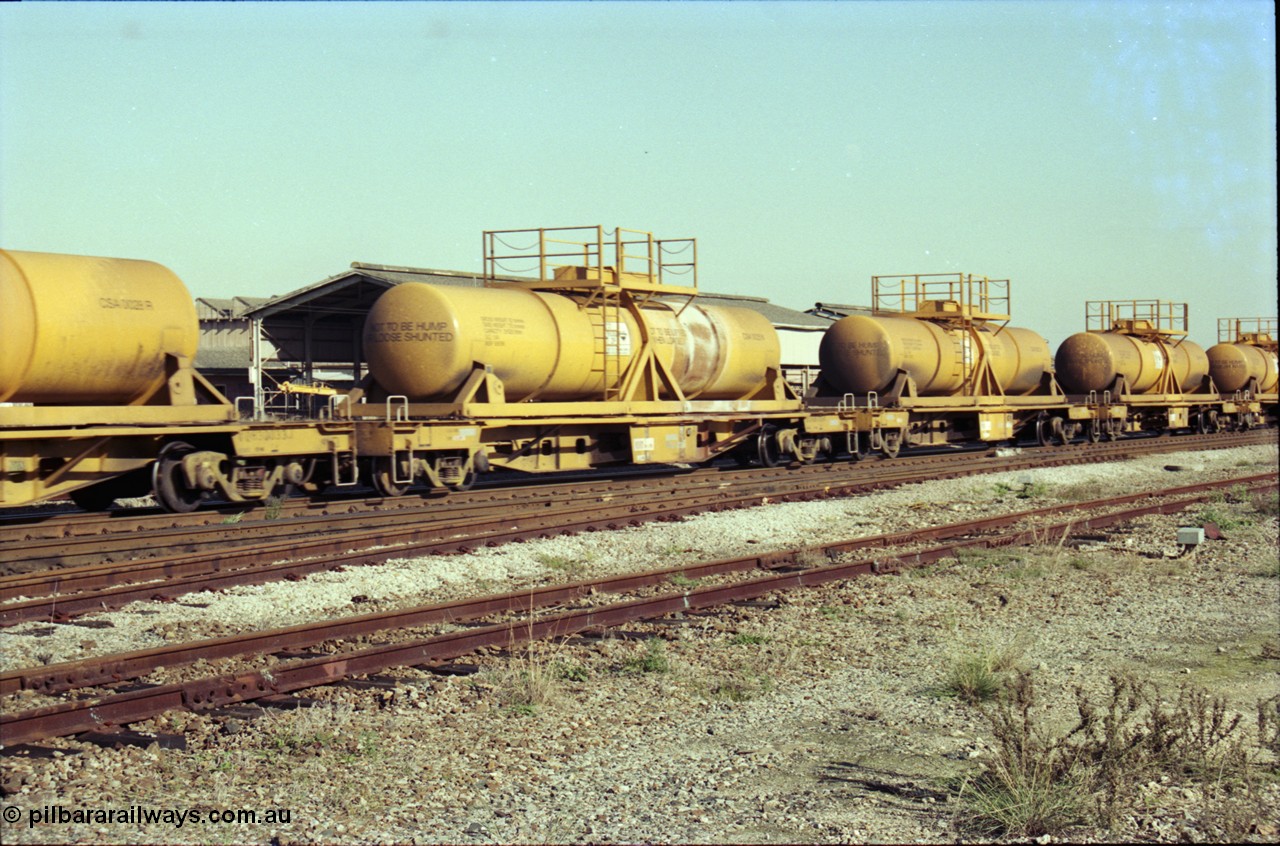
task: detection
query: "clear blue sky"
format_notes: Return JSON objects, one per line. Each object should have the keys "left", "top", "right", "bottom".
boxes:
{"left": 2, "top": 1, "right": 1274, "bottom": 345}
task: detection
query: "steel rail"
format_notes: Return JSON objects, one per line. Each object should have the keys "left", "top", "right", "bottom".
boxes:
{"left": 1, "top": 433, "right": 1273, "bottom": 622}
{"left": 2, "top": 427, "right": 1268, "bottom": 549}
{"left": 2, "top": 474, "right": 1273, "bottom": 745}
{"left": 0, "top": 468, "right": 924, "bottom": 624}
{"left": 0, "top": 447, "right": 1082, "bottom": 599}
{"left": 3, "top": 472, "right": 1272, "bottom": 699}
{"left": 0, "top": 446, "right": 1031, "bottom": 560}
{"left": 4, "top": 429, "right": 1268, "bottom": 585}
{"left": 0, "top": 471, "right": 711, "bottom": 569}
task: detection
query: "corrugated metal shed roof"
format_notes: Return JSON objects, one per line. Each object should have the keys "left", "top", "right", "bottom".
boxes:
{"left": 684, "top": 292, "right": 832, "bottom": 330}
{"left": 807, "top": 302, "right": 874, "bottom": 320}
{"left": 241, "top": 262, "right": 831, "bottom": 331}
{"left": 242, "top": 263, "right": 503, "bottom": 319}
{"left": 196, "top": 296, "right": 272, "bottom": 320}
{"left": 196, "top": 298, "right": 237, "bottom": 319}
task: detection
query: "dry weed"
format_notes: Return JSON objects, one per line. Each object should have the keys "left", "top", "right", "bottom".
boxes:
{"left": 959, "top": 671, "right": 1269, "bottom": 838}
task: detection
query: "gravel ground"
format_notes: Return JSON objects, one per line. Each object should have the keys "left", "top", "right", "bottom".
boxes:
{"left": 1, "top": 442, "right": 1277, "bottom": 844}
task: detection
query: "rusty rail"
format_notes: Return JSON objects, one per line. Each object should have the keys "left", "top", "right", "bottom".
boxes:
{"left": 3, "top": 473, "right": 1273, "bottom": 746}
{"left": 3, "top": 429, "right": 1272, "bottom": 626}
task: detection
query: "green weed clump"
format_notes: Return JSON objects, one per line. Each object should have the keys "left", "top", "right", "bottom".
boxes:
{"left": 1194, "top": 504, "right": 1254, "bottom": 532}
{"left": 535, "top": 552, "right": 590, "bottom": 578}
{"left": 621, "top": 637, "right": 670, "bottom": 674}
{"left": 554, "top": 661, "right": 590, "bottom": 683}
{"left": 1257, "top": 695, "right": 1280, "bottom": 763}
{"left": 993, "top": 479, "right": 1050, "bottom": 500}
{"left": 668, "top": 572, "right": 701, "bottom": 589}
{"left": 708, "top": 669, "right": 774, "bottom": 702}
{"left": 260, "top": 703, "right": 369, "bottom": 760}
{"left": 263, "top": 494, "right": 285, "bottom": 521}
{"left": 945, "top": 656, "right": 1004, "bottom": 704}
{"left": 1251, "top": 490, "right": 1280, "bottom": 519}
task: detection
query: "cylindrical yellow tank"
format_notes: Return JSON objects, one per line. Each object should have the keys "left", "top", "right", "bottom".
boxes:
{"left": 1207, "top": 342, "right": 1279, "bottom": 393}
{"left": 0, "top": 250, "right": 200, "bottom": 404}
{"left": 1054, "top": 332, "right": 1208, "bottom": 394}
{"left": 362, "top": 282, "right": 781, "bottom": 402}
{"left": 817, "top": 314, "right": 1052, "bottom": 396}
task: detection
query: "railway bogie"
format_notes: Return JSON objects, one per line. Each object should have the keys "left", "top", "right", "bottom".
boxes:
{"left": 146, "top": 424, "right": 363, "bottom": 509}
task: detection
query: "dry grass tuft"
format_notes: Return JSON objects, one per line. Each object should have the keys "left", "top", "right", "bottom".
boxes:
{"left": 941, "top": 639, "right": 1026, "bottom": 704}
{"left": 484, "top": 638, "right": 571, "bottom": 715}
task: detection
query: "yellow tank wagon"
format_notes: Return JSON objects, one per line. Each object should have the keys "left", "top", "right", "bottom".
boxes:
{"left": 0, "top": 250, "right": 356, "bottom": 511}
{"left": 344, "top": 227, "right": 806, "bottom": 495}
{"left": 6, "top": 236, "right": 1272, "bottom": 514}
{"left": 1053, "top": 301, "right": 1266, "bottom": 435}
{"left": 1208, "top": 318, "right": 1278, "bottom": 395}
{"left": 809, "top": 273, "right": 1089, "bottom": 450}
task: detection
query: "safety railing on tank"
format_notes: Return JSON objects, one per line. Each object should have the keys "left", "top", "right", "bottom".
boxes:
{"left": 1218, "top": 317, "right": 1278, "bottom": 345}
{"left": 483, "top": 225, "right": 697, "bottom": 290}
{"left": 237, "top": 390, "right": 329, "bottom": 420}
{"left": 1086, "top": 300, "right": 1188, "bottom": 335}
{"left": 871, "top": 273, "right": 1010, "bottom": 322}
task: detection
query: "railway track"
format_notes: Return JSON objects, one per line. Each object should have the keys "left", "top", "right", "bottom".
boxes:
{"left": 2, "top": 471, "right": 1273, "bottom": 747}
{"left": 0, "top": 464, "right": 692, "bottom": 544}
{"left": 1, "top": 431, "right": 1273, "bottom": 628}
{"left": 2, "top": 428, "right": 1271, "bottom": 554}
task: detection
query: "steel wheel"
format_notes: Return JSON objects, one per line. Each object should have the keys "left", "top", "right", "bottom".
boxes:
{"left": 1036, "top": 415, "right": 1053, "bottom": 447}
{"left": 153, "top": 442, "right": 204, "bottom": 513}
{"left": 756, "top": 426, "right": 782, "bottom": 468}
